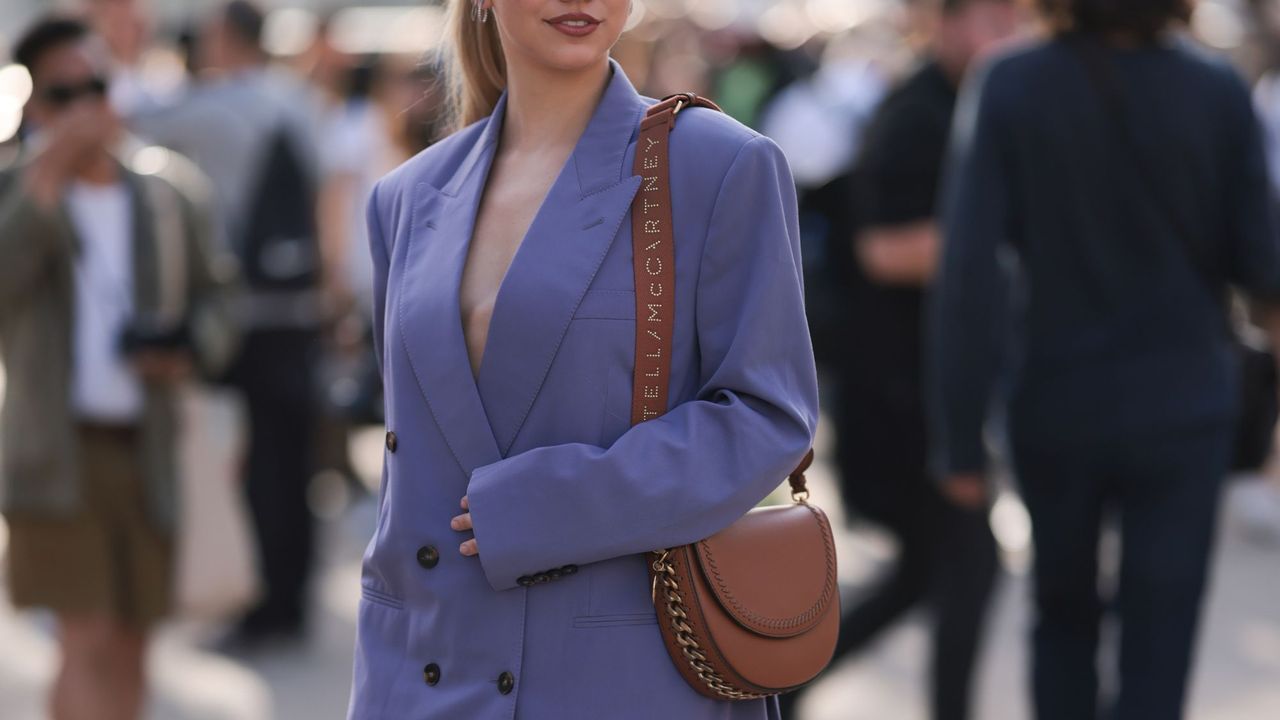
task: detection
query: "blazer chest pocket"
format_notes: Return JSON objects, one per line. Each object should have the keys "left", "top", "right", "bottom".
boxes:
{"left": 572, "top": 290, "right": 635, "bottom": 321}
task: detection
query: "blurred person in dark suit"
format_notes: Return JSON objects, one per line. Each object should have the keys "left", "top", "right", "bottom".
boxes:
{"left": 0, "top": 15, "right": 236, "bottom": 720}
{"left": 780, "top": 1, "right": 1019, "bottom": 718}
{"left": 932, "top": 0, "right": 1280, "bottom": 717}
{"left": 130, "top": 0, "right": 327, "bottom": 646}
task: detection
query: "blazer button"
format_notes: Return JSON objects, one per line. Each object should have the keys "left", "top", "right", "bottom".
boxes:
{"left": 517, "top": 576, "right": 534, "bottom": 587}
{"left": 386, "top": 431, "right": 398, "bottom": 453}
{"left": 416, "top": 545, "right": 440, "bottom": 569}
{"left": 533, "top": 573, "right": 550, "bottom": 584}
{"left": 423, "top": 663, "right": 441, "bottom": 686}
{"left": 561, "top": 564, "right": 579, "bottom": 575}
{"left": 548, "top": 568, "right": 563, "bottom": 580}
{"left": 497, "top": 671, "right": 515, "bottom": 695}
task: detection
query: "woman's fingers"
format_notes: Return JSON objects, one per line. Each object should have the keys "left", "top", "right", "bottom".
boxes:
{"left": 452, "top": 508, "right": 477, "bottom": 556}
{"left": 460, "top": 495, "right": 469, "bottom": 510}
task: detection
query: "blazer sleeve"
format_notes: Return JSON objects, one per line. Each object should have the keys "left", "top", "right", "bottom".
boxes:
{"left": 466, "top": 136, "right": 819, "bottom": 592}
{"left": 1226, "top": 75, "right": 1280, "bottom": 297}
{"left": 0, "top": 170, "right": 74, "bottom": 310}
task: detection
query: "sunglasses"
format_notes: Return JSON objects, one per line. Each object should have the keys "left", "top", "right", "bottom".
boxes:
{"left": 41, "top": 77, "right": 109, "bottom": 108}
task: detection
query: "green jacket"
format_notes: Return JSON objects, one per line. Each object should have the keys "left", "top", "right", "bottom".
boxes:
{"left": 0, "top": 143, "right": 239, "bottom": 530}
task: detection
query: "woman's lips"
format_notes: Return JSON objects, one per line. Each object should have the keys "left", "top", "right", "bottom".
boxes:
{"left": 546, "top": 14, "right": 601, "bottom": 37}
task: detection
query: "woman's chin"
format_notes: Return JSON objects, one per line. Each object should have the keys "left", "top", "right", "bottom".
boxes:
{"left": 523, "top": 35, "right": 615, "bottom": 74}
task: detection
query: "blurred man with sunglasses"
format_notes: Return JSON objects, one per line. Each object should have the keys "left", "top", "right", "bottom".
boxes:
{"left": 0, "top": 15, "right": 236, "bottom": 720}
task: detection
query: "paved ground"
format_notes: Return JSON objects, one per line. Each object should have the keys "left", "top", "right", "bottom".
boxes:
{"left": 1, "top": 419, "right": 1278, "bottom": 720}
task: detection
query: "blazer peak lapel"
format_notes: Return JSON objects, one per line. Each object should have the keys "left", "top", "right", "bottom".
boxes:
{"left": 477, "top": 174, "right": 641, "bottom": 454}
{"left": 476, "top": 60, "right": 649, "bottom": 454}
{"left": 397, "top": 163, "right": 504, "bottom": 474}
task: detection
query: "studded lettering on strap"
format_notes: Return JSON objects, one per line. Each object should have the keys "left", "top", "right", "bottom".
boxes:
{"left": 627, "top": 94, "right": 811, "bottom": 497}
{"left": 628, "top": 94, "right": 720, "bottom": 424}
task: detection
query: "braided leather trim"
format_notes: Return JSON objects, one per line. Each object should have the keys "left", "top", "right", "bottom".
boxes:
{"left": 695, "top": 504, "right": 837, "bottom": 634}
{"left": 652, "top": 550, "right": 770, "bottom": 700}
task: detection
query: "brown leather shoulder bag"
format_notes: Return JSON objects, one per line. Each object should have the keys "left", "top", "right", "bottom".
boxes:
{"left": 628, "top": 93, "right": 840, "bottom": 700}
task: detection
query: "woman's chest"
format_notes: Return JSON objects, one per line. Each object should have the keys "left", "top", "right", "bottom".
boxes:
{"left": 384, "top": 156, "right": 712, "bottom": 460}
{"left": 459, "top": 159, "right": 564, "bottom": 368}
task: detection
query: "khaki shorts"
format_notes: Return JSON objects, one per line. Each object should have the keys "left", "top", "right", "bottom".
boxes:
{"left": 6, "top": 424, "right": 173, "bottom": 627}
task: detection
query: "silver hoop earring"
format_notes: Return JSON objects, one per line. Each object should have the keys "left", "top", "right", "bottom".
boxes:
{"left": 471, "top": 1, "right": 490, "bottom": 23}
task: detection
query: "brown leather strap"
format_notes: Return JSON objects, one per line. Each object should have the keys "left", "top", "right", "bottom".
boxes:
{"left": 630, "top": 94, "right": 718, "bottom": 424}
{"left": 786, "top": 449, "right": 815, "bottom": 497}
{"left": 628, "top": 93, "right": 812, "bottom": 485}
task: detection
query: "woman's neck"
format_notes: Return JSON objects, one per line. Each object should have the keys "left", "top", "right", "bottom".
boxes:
{"left": 501, "top": 59, "right": 611, "bottom": 153}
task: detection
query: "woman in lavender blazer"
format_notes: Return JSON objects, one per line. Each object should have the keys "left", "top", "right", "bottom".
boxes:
{"left": 348, "top": 1, "right": 818, "bottom": 718}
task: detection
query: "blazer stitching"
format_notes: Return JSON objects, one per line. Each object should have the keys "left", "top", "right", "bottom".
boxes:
{"left": 615, "top": 102, "right": 646, "bottom": 189}
{"left": 573, "top": 289, "right": 635, "bottom": 321}
{"left": 360, "top": 583, "right": 404, "bottom": 610}
{"left": 581, "top": 174, "right": 637, "bottom": 200}
{"left": 572, "top": 613, "right": 658, "bottom": 628}
{"left": 574, "top": 101, "right": 646, "bottom": 196}
{"left": 695, "top": 503, "right": 836, "bottom": 632}
{"left": 355, "top": 585, "right": 404, "bottom": 717}
{"left": 442, "top": 124, "right": 499, "bottom": 198}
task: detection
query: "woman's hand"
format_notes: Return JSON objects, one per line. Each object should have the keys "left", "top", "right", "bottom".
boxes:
{"left": 452, "top": 496, "right": 479, "bottom": 557}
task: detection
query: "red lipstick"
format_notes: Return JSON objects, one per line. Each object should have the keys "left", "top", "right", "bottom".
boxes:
{"left": 545, "top": 12, "right": 602, "bottom": 37}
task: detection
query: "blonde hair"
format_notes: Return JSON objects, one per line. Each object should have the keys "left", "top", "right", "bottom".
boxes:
{"left": 446, "top": 0, "right": 507, "bottom": 130}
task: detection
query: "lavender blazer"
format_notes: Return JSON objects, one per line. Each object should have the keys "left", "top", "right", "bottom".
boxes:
{"left": 349, "top": 59, "right": 818, "bottom": 720}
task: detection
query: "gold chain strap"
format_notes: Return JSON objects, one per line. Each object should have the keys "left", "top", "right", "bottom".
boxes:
{"left": 650, "top": 550, "right": 770, "bottom": 701}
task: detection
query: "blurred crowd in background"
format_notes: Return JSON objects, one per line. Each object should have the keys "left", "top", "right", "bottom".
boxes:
{"left": 2, "top": 1, "right": 1280, "bottom": 719}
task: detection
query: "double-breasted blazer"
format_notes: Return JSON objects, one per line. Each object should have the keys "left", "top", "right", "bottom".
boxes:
{"left": 349, "top": 59, "right": 818, "bottom": 720}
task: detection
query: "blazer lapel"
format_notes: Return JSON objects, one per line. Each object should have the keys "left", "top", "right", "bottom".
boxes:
{"left": 121, "top": 168, "right": 175, "bottom": 332}
{"left": 477, "top": 59, "right": 647, "bottom": 455}
{"left": 124, "top": 166, "right": 189, "bottom": 328}
{"left": 397, "top": 113, "right": 505, "bottom": 474}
